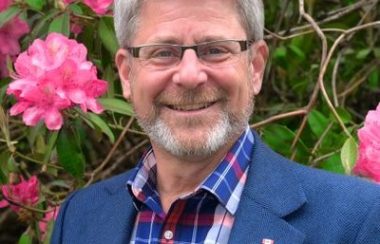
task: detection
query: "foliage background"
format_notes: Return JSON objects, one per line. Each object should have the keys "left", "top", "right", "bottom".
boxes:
{"left": 0, "top": 0, "right": 379, "bottom": 243}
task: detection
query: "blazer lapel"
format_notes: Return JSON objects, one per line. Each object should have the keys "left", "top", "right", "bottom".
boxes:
{"left": 229, "top": 132, "right": 307, "bottom": 243}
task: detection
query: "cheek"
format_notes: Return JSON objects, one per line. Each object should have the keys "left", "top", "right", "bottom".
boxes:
{"left": 212, "top": 67, "right": 252, "bottom": 105}
{"left": 130, "top": 69, "right": 174, "bottom": 105}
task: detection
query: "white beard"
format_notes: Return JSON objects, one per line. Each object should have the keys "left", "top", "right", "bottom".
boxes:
{"left": 136, "top": 100, "right": 253, "bottom": 160}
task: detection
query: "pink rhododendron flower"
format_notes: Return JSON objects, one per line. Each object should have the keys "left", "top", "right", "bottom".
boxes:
{"left": 0, "top": 176, "right": 40, "bottom": 212}
{"left": 353, "top": 103, "right": 380, "bottom": 182}
{"left": 0, "top": 0, "right": 12, "bottom": 12}
{"left": 0, "top": 16, "right": 29, "bottom": 77}
{"left": 63, "top": 0, "right": 113, "bottom": 15}
{"left": 83, "top": 0, "right": 113, "bottom": 15}
{"left": 7, "top": 33, "right": 108, "bottom": 130}
{"left": 39, "top": 206, "right": 60, "bottom": 240}
{"left": 71, "top": 22, "right": 83, "bottom": 35}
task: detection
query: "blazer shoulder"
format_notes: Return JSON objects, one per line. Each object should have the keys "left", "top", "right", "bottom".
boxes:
{"left": 289, "top": 160, "right": 380, "bottom": 199}
{"left": 70, "top": 170, "right": 135, "bottom": 205}
{"left": 51, "top": 170, "right": 136, "bottom": 243}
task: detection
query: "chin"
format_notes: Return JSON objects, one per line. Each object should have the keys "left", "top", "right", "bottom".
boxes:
{"left": 143, "top": 113, "right": 245, "bottom": 159}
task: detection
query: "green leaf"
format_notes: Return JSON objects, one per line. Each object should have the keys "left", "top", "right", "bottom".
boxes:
{"left": 25, "top": 0, "right": 46, "bottom": 11}
{"left": 68, "top": 3, "right": 84, "bottom": 15}
{"left": 374, "top": 48, "right": 380, "bottom": 59}
{"left": 43, "top": 131, "right": 59, "bottom": 163}
{"left": 18, "top": 232, "right": 33, "bottom": 244}
{"left": 340, "top": 137, "right": 358, "bottom": 175}
{"left": 368, "top": 70, "right": 379, "bottom": 89}
{"left": 98, "top": 17, "right": 118, "bottom": 56}
{"left": 28, "top": 9, "right": 60, "bottom": 40}
{"left": 320, "top": 153, "right": 345, "bottom": 174}
{"left": 7, "top": 155, "right": 18, "bottom": 172}
{"left": 307, "top": 109, "right": 329, "bottom": 137}
{"left": 0, "top": 152, "right": 10, "bottom": 184}
{"left": 0, "top": 168, "right": 6, "bottom": 184}
{"left": 99, "top": 98, "right": 134, "bottom": 116}
{"left": 86, "top": 113, "right": 115, "bottom": 143}
{"left": 48, "top": 12, "right": 70, "bottom": 36}
{"left": 289, "top": 44, "right": 306, "bottom": 60}
{"left": 57, "top": 129, "right": 85, "bottom": 178}
{"left": 335, "top": 107, "right": 352, "bottom": 125}
{"left": 356, "top": 48, "right": 371, "bottom": 60}
{"left": 103, "top": 65, "right": 116, "bottom": 96}
{"left": 273, "top": 46, "right": 287, "bottom": 59}
{"left": 262, "top": 124, "right": 297, "bottom": 157}
{"left": 0, "top": 6, "right": 22, "bottom": 28}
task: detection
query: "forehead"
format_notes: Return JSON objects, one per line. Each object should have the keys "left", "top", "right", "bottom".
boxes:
{"left": 133, "top": 0, "right": 247, "bottom": 44}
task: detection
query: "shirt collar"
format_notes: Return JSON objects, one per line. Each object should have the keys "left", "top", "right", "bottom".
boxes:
{"left": 127, "top": 126, "right": 254, "bottom": 215}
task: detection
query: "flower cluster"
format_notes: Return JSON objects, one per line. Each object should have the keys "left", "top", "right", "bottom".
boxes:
{"left": 0, "top": 1, "right": 29, "bottom": 77}
{"left": 0, "top": 176, "right": 39, "bottom": 212}
{"left": 7, "top": 33, "right": 108, "bottom": 130}
{"left": 353, "top": 103, "right": 380, "bottom": 182}
{"left": 64, "top": 0, "right": 113, "bottom": 15}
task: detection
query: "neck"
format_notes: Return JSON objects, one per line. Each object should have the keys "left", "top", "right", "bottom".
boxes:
{"left": 151, "top": 140, "right": 235, "bottom": 213}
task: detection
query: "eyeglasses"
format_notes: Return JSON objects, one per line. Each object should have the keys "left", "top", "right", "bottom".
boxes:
{"left": 126, "top": 40, "right": 253, "bottom": 69}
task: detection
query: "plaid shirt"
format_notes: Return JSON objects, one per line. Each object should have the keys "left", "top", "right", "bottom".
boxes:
{"left": 127, "top": 127, "right": 254, "bottom": 244}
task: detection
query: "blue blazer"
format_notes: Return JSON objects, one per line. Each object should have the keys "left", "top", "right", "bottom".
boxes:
{"left": 52, "top": 131, "right": 380, "bottom": 243}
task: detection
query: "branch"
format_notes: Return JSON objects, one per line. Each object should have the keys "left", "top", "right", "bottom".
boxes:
{"left": 268, "top": 0, "right": 377, "bottom": 39}
{"left": 251, "top": 109, "right": 307, "bottom": 128}
{"left": 85, "top": 117, "right": 135, "bottom": 187}
{"left": 290, "top": 0, "right": 328, "bottom": 154}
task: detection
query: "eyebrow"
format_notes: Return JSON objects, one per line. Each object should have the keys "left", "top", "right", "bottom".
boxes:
{"left": 145, "top": 35, "right": 232, "bottom": 45}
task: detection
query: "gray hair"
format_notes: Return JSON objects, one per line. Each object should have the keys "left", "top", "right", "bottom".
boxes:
{"left": 113, "top": 0, "right": 264, "bottom": 47}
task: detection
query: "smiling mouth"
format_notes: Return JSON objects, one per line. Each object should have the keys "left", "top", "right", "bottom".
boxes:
{"left": 166, "top": 101, "right": 217, "bottom": 112}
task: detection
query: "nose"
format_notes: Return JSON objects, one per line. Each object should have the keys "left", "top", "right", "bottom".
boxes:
{"left": 172, "top": 49, "right": 207, "bottom": 89}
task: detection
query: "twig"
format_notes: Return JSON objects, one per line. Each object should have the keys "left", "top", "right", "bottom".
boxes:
{"left": 99, "top": 139, "right": 150, "bottom": 179}
{"left": 308, "top": 122, "right": 334, "bottom": 164}
{"left": 0, "top": 194, "right": 47, "bottom": 214}
{"left": 251, "top": 109, "right": 307, "bottom": 128}
{"left": 318, "top": 21, "right": 380, "bottom": 138}
{"left": 272, "top": 0, "right": 377, "bottom": 38}
{"left": 338, "top": 60, "right": 380, "bottom": 98}
{"left": 265, "top": 28, "right": 346, "bottom": 41}
{"left": 332, "top": 53, "right": 343, "bottom": 107}
{"left": 14, "top": 152, "right": 62, "bottom": 170}
{"left": 85, "top": 117, "right": 135, "bottom": 187}
{"left": 310, "top": 149, "right": 341, "bottom": 167}
{"left": 290, "top": 0, "right": 328, "bottom": 155}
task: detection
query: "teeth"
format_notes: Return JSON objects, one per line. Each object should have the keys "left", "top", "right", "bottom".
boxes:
{"left": 169, "top": 102, "right": 214, "bottom": 111}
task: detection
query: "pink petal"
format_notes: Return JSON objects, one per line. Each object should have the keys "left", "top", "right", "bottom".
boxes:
{"left": 44, "top": 109, "right": 63, "bottom": 130}
{"left": 68, "top": 88, "right": 87, "bottom": 104}
{"left": 0, "top": 200, "right": 9, "bottom": 208}
{"left": 7, "top": 78, "right": 35, "bottom": 96}
{"left": 0, "top": 0, "right": 11, "bottom": 12}
{"left": 9, "top": 101, "right": 31, "bottom": 115}
{"left": 86, "top": 99, "right": 104, "bottom": 114}
{"left": 22, "top": 107, "right": 44, "bottom": 126}
{"left": 84, "top": 0, "right": 113, "bottom": 15}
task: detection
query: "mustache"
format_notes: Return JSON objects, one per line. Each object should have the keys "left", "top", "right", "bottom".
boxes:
{"left": 155, "top": 87, "right": 227, "bottom": 106}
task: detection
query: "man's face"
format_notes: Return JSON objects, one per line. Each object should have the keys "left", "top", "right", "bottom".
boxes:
{"left": 116, "top": 0, "right": 268, "bottom": 160}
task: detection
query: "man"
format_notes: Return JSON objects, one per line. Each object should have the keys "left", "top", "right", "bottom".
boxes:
{"left": 52, "top": 0, "right": 380, "bottom": 243}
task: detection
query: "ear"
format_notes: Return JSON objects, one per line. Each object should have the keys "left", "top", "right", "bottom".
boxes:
{"left": 115, "top": 48, "right": 132, "bottom": 99}
{"left": 249, "top": 40, "right": 268, "bottom": 95}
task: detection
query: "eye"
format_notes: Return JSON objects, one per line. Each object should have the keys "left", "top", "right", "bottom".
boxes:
{"left": 201, "top": 45, "right": 230, "bottom": 56}
{"left": 199, "top": 43, "right": 233, "bottom": 62}
{"left": 148, "top": 46, "right": 180, "bottom": 59}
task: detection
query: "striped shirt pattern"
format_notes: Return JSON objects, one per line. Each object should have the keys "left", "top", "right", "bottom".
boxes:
{"left": 127, "top": 127, "right": 254, "bottom": 244}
